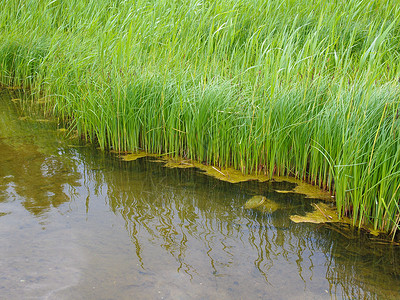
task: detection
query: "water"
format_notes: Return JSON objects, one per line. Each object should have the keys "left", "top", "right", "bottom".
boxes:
{"left": 1, "top": 90, "right": 399, "bottom": 299}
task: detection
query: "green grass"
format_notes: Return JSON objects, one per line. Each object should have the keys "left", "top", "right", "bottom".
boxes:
{"left": 1, "top": 0, "right": 400, "bottom": 238}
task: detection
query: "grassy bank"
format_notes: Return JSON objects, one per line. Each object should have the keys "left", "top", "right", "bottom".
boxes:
{"left": 1, "top": 0, "right": 400, "bottom": 237}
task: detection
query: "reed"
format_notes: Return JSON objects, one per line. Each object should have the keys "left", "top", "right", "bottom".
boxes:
{"left": 1, "top": 0, "right": 400, "bottom": 237}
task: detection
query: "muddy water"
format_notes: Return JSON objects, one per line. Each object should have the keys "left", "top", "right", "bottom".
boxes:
{"left": 0, "top": 90, "right": 399, "bottom": 299}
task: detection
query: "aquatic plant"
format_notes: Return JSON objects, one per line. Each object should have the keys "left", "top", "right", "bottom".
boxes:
{"left": 0, "top": 0, "right": 400, "bottom": 237}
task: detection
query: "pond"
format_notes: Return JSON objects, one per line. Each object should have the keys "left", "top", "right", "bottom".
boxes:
{"left": 1, "top": 90, "right": 399, "bottom": 299}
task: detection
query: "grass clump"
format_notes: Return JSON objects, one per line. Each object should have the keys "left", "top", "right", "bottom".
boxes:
{"left": 0, "top": 0, "right": 400, "bottom": 238}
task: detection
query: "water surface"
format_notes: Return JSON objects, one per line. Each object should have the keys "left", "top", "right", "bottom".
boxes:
{"left": 0, "top": 90, "right": 399, "bottom": 299}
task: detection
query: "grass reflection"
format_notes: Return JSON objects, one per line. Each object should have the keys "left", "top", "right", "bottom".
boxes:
{"left": 77, "top": 151, "right": 400, "bottom": 298}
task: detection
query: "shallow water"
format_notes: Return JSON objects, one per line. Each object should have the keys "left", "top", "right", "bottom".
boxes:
{"left": 0, "top": 90, "right": 399, "bottom": 299}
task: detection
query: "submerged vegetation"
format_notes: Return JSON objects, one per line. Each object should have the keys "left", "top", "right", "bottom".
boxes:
{"left": 1, "top": 0, "right": 400, "bottom": 237}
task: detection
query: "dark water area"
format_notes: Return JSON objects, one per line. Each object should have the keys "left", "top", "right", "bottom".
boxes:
{"left": 0, "top": 90, "right": 399, "bottom": 299}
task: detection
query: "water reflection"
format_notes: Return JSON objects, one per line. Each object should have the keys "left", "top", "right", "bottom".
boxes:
{"left": 0, "top": 91, "right": 80, "bottom": 219}
{"left": 0, "top": 91, "right": 85, "bottom": 299}
{"left": 0, "top": 143, "right": 79, "bottom": 217}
